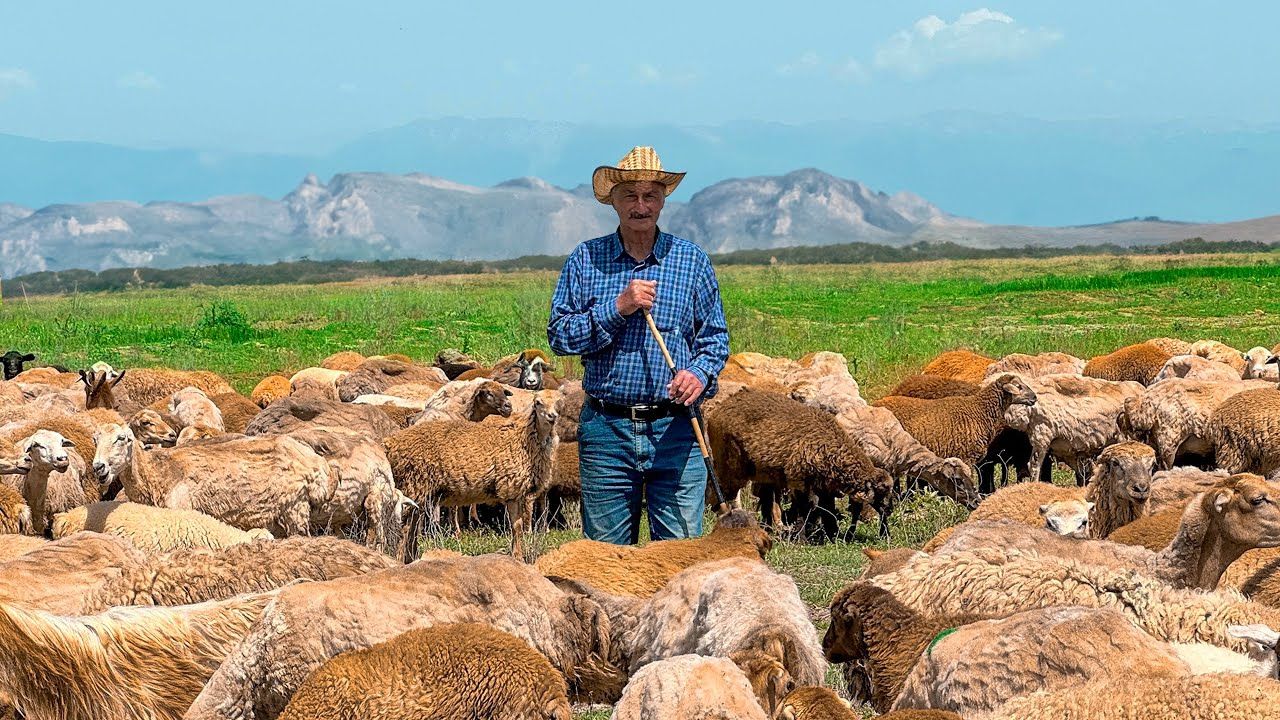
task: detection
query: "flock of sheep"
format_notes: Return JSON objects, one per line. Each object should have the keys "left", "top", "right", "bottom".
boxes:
{"left": 1, "top": 335, "right": 1280, "bottom": 718}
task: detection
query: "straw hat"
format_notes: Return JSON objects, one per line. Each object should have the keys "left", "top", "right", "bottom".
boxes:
{"left": 591, "top": 146, "right": 685, "bottom": 204}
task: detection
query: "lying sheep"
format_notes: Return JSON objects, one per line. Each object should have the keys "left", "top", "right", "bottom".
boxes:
{"left": 985, "top": 672, "right": 1280, "bottom": 720}
{"left": 0, "top": 380, "right": 23, "bottom": 408}
{"left": 1154, "top": 354, "right": 1244, "bottom": 382}
{"left": 337, "top": 358, "right": 447, "bottom": 402}
{"left": 1206, "top": 386, "right": 1280, "bottom": 476}
{"left": 116, "top": 367, "right": 235, "bottom": 406}
{"left": 169, "top": 386, "right": 225, "bottom": 433}
{"left": 0, "top": 532, "right": 46, "bottom": 562}
{"left": 1190, "top": 339, "right": 1247, "bottom": 375}
{"left": 776, "top": 687, "right": 860, "bottom": 720}
{"left": 183, "top": 553, "right": 622, "bottom": 720}
{"left": 983, "top": 351, "right": 1086, "bottom": 379}
{"left": 51, "top": 501, "right": 274, "bottom": 553}
{"left": 1124, "top": 378, "right": 1270, "bottom": 469}
{"left": 457, "top": 349, "right": 561, "bottom": 391}
{"left": 1083, "top": 342, "right": 1172, "bottom": 385}
{"left": 278, "top": 623, "right": 572, "bottom": 720}
{"left": 706, "top": 388, "right": 893, "bottom": 540}
{"left": 1146, "top": 337, "right": 1195, "bottom": 356}
{"left": 319, "top": 350, "right": 367, "bottom": 372}
{"left": 536, "top": 509, "right": 771, "bottom": 597}
{"left": 289, "top": 366, "right": 348, "bottom": 400}
{"left": 886, "top": 375, "right": 977, "bottom": 400}
{"left": 245, "top": 395, "right": 401, "bottom": 440}
{"left": 952, "top": 481, "right": 1091, "bottom": 536}
{"left": 0, "top": 532, "right": 154, "bottom": 614}
{"left": 610, "top": 654, "right": 770, "bottom": 720}
{"left": 920, "top": 349, "right": 993, "bottom": 383}
{"left": 211, "top": 392, "right": 261, "bottom": 434}
{"left": 127, "top": 408, "right": 178, "bottom": 448}
{"left": 1243, "top": 346, "right": 1279, "bottom": 381}
{"left": 250, "top": 375, "right": 292, "bottom": 408}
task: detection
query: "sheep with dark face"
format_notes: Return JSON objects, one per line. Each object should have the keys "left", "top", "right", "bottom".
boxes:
{"left": 1, "top": 352, "right": 36, "bottom": 381}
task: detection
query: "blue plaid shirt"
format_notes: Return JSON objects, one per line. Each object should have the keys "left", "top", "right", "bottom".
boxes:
{"left": 548, "top": 229, "right": 730, "bottom": 406}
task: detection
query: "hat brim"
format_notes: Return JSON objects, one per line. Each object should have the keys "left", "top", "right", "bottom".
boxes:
{"left": 592, "top": 166, "right": 685, "bottom": 204}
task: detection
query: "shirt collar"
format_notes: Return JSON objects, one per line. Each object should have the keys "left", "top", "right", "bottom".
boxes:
{"left": 613, "top": 227, "right": 668, "bottom": 266}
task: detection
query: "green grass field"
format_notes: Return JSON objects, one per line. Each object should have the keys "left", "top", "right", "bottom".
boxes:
{"left": 4, "top": 251, "right": 1279, "bottom": 718}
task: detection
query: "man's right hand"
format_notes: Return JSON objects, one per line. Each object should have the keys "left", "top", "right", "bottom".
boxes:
{"left": 616, "top": 279, "right": 657, "bottom": 316}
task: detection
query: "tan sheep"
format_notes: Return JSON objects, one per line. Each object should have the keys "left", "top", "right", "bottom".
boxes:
{"left": 11, "top": 429, "right": 93, "bottom": 534}
{"left": 12, "top": 367, "right": 79, "bottom": 387}
{"left": 983, "top": 351, "right": 1086, "bottom": 379}
{"left": 860, "top": 547, "right": 926, "bottom": 578}
{"left": 250, "top": 375, "right": 291, "bottom": 408}
{"left": 168, "top": 386, "right": 225, "bottom": 433}
{"left": 412, "top": 378, "right": 514, "bottom": 423}
{"left": 385, "top": 391, "right": 558, "bottom": 559}
{"left": 1123, "top": 378, "right": 1269, "bottom": 469}
{"left": 957, "top": 481, "right": 1090, "bottom": 535}
{"left": 116, "top": 367, "right": 235, "bottom": 406}
{"left": 986, "top": 672, "right": 1280, "bottom": 720}
{"left": 288, "top": 367, "right": 348, "bottom": 400}
{"left": 1107, "top": 506, "right": 1181, "bottom": 551}
{"left": 0, "top": 533, "right": 46, "bottom": 562}
{"left": 610, "top": 654, "right": 769, "bottom": 720}
{"left": 0, "top": 381, "right": 23, "bottom": 408}
{"left": 1243, "top": 346, "right": 1279, "bottom": 381}
{"left": 183, "top": 553, "right": 622, "bottom": 720}
{"left": 127, "top": 408, "right": 178, "bottom": 448}
{"left": 278, "top": 623, "right": 571, "bottom": 720}
{"left": 1083, "top": 341, "right": 1173, "bottom": 385}
{"left": 319, "top": 350, "right": 366, "bottom": 371}
{"left": 1146, "top": 337, "right": 1195, "bottom": 355}
{"left": 337, "top": 358, "right": 448, "bottom": 402}
{"left": 0, "top": 481, "right": 30, "bottom": 535}
{"left": 1154, "top": 354, "right": 1244, "bottom": 382}
{"left": 776, "top": 686, "right": 860, "bottom": 720}
{"left": 1206, "top": 386, "right": 1280, "bottom": 476}
{"left": 0, "top": 532, "right": 153, "bottom": 614}
{"left": 380, "top": 382, "right": 446, "bottom": 401}
{"left": 1150, "top": 466, "right": 1231, "bottom": 514}
{"left": 920, "top": 349, "right": 994, "bottom": 383}
{"left": 536, "top": 509, "right": 772, "bottom": 597}
{"left": 210, "top": 392, "right": 260, "bottom": 434}
{"left": 0, "top": 411, "right": 100, "bottom": 469}
{"left": 1190, "top": 339, "right": 1247, "bottom": 375}
{"left": 51, "top": 501, "right": 273, "bottom": 553}
{"left": 245, "top": 395, "right": 401, "bottom": 440}
{"left": 0, "top": 591, "right": 274, "bottom": 720}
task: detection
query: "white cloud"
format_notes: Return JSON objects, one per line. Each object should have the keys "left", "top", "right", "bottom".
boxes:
{"left": 118, "top": 71, "right": 161, "bottom": 90}
{"left": 833, "top": 58, "right": 869, "bottom": 83}
{"left": 874, "top": 8, "right": 1061, "bottom": 77}
{"left": 634, "top": 63, "right": 697, "bottom": 86}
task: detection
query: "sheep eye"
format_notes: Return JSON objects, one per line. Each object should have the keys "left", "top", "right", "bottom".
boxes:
{"left": 1252, "top": 496, "right": 1268, "bottom": 506}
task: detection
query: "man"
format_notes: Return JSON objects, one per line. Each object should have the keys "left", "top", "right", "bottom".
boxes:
{"left": 548, "top": 146, "right": 730, "bottom": 545}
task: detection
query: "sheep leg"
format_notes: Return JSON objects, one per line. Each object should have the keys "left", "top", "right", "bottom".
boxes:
{"left": 841, "top": 497, "right": 862, "bottom": 543}
{"left": 505, "top": 498, "right": 526, "bottom": 561}
{"left": 814, "top": 491, "right": 841, "bottom": 542}
{"left": 791, "top": 491, "right": 816, "bottom": 544}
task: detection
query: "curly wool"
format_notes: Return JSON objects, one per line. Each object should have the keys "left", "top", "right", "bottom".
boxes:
{"left": 244, "top": 396, "right": 401, "bottom": 440}
{"left": 250, "top": 376, "right": 291, "bottom": 409}
{"left": 210, "top": 392, "right": 260, "bottom": 434}
{"left": 1125, "top": 379, "right": 1268, "bottom": 469}
{"left": 0, "top": 485, "right": 29, "bottom": 535}
{"left": 1207, "top": 387, "right": 1280, "bottom": 476}
{"left": 887, "top": 375, "right": 977, "bottom": 400}
{"left": 0, "top": 532, "right": 152, "bottom": 614}
{"left": 776, "top": 686, "right": 859, "bottom": 719}
{"left": 117, "top": 368, "right": 234, "bottom": 407}
{"left": 610, "top": 654, "right": 769, "bottom": 720}
{"left": 985, "top": 672, "right": 1280, "bottom": 720}
{"left": 336, "top": 358, "right": 447, "bottom": 402}
{"left": 1083, "top": 342, "right": 1173, "bottom": 385}
{"left": 319, "top": 350, "right": 366, "bottom": 372}
{"left": 52, "top": 502, "right": 272, "bottom": 553}
{"left": 920, "top": 350, "right": 994, "bottom": 383}
{"left": 983, "top": 352, "right": 1086, "bottom": 379}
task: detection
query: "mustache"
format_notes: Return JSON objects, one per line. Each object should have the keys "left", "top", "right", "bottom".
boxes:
{"left": 629, "top": 212, "right": 653, "bottom": 219}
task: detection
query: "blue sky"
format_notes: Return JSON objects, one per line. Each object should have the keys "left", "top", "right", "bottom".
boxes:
{"left": 2, "top": 1, "right": 1277, "bottom": 153}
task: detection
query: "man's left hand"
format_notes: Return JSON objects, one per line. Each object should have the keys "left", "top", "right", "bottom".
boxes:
{"left": 667, "top": 370, "right": 705, "bottom": 406}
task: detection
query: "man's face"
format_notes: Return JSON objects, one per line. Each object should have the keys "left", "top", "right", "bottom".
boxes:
{"left": 611, "top": 181, "right": 665, "bottom": 235}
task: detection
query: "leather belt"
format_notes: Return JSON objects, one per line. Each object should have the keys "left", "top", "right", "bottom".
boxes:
{"left": 588, "top": 396, "right": 690, "bottom": 421}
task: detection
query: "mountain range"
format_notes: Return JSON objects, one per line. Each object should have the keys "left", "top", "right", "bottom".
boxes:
{"left": 3, "top": 167, "right": 1277, "bottom": 279}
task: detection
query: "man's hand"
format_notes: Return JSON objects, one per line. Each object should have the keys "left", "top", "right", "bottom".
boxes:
{"left": 615, "top": 280, "right": 657, "bottom": 316}
{"left": 667, "top": 369, "right": 705, "bottom": 406}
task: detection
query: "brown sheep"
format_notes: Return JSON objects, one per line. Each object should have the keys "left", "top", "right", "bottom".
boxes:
{"left": 277, "top": 623, "right": 571, "bottom": 720}
{"left": 777, "top": 686, "right": 859, "bottom": 719}
{"left": 0, "top": 485, "right": 30, "bottom": 535}
{"left": 374, "top": 403, "right": 418, "bottom": 428}
{"left": 536, "top": 509, "right": 772, "bottom": 597}
{"left": 0, "top": 381, "right": 23, "bottom": 407}
{"left": 117, "top": 367, "right": 235, "bottom": 406}
{"left": 920, "top": 349, "right": 994, "bottom": 383}
{"left": 319, "top": 350, "right": 366, "bottom": 371}
{"left": 432, "top": 348, "right": 482, "bottom": 380}
{"left": 245, "top": 396, "right": 401, "bottom": 440}
{"left": 1146, "top": 337, "right": 1195, "bottom": 356}
{"left": 1205, "top": 387, "right": 1280, "bottom": 477}
{"left": 707, "top": 388, "right": 894, "bottom": 540}
{"left": 887, "top": 375, "right": 978, "bottom": 400}
{"left": 823, "top": 582, "right": 990, "bottom": 712}
{"left": 250, "top": 375, "right": 291, "bottom": 408}
{"left": 731, "top": 649, "right": 795, "bottom": 718}
{"left": 210, "top": 392, "right": 260, "bottom": 434}
{"left": 336, "top": 358, "right": 447, "bottom": 402}
{"left": 1083, "top": 342, "right": 1172, "bottom": 385}
{"left": 1107, "top": 506, "right": 1181, "bottom": 551}
{"left": 860, "top": 547, "right": 926, "bottom": 579}
{"left": 0, "top": 532, "right": 153, "bottom": 614}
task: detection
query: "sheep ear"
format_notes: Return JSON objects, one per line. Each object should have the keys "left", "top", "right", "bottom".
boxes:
{"left": 861, "top": 547, "right": 882, "bottom": 560}
{"left": 1229, "top": 624, "right": 1280, "bottom": 652}
{"left": 1039, "top": 504, "right": 1051, "bottom": 516}
{"left": 1267, "top": 355, "right": 1279, "bottom": 365}
{"left": 21, "top": 353, "right": 35, "bottom": 362}
{"left": 1213, "top": 489, "right": 1232, "bottom": 513}
{"left": 1086, "top": 502, "right": 1096, "bottom": 511}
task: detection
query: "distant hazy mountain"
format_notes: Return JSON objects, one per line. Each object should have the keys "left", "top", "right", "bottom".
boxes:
{"left": 5, "top": 114, "right": 1280, "bottom": 226}
{"left": 4, "top": 167, "right": 1276, "bottom": 279}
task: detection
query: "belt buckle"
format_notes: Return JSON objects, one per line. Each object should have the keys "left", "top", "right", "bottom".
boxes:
{"left": 629, "top": 406, "right": 640, "bottom": 422}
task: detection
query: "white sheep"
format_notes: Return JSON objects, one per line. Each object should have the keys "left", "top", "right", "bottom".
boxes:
{"left": 610, "top": 655, "right": 770, "bottom": 720}
{"left": 1123, "top": 378, "right": 1272, "bottom": 469}
{"left": 288, "top": 367, "right": 348, "bottom": 400}
{"left": 1153, "top": 354, "right": 1246, "bottom": 382}
{"left": 1243, "top": 346, "right": 1279, "bottom": 381}
{"left": 168, "top": 386, "right": 225, "bottom": 433}
{"left": 983, "top": 351, "right": 1086, "bottom": 379}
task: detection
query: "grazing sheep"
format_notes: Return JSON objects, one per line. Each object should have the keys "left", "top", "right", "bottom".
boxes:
{"left": 0, "top": 486, "right": 30, "bottom": 535}
{"left": 278, "top": 623, "right": 572, "bottom": 720}
{"left": 610, "top": 654, "right": 769, "bottom": 720}
{"left": 0, "top": 532, "right": 152, "bottom": 614}
{"left": 183, "top": 553, "right": 622, "bottom": 720}
{"left": 0, "top": 351, "right": 36, "bottom": 381}
{"left": 706, "top": 388, "right": 894, "bottom": 540}
{"left": 288, "top": 367, "right": 348, "bottom": 400}
{"left": 1001, "top": 373, "right": 1144, "bottom": 482}
{"left": 1244, "top": 346, "right": 1279, "bottom": 381}
{"left": 875, "top": 373, "right": 1037, "bottom": 481}
{"left": 245, "top": 396, "right": 401, "bottom": 441}
{"left": 210, "top": 392, "right": 260, "bottom": 434}
{"left": 823, "top": 582, "right": 990, "bottom": 712}
{"left": 920, "top": 349, "right": 993, "bottom": 383}
{"left": 1190, "top": 339, "right": 1247, "bottom": 375}
{"left": 385, "top": 392, "right": 559, "bottom": 559}
{"left": 1150, "top": 466, "right": 1231, "bottom": 514}
{"left": 887, "top": 375, "right": 977, "bottom": 400}
{"left": 776, "top": 686, "right": 860, "bottom": 720}
{"left": 116, "top": 368, "right": 235, "bottom": 407}
{"left": 12, "top": 429, "right": 93, "bottom": 535}
{"left": 92, "top": 423, "right": 330, "bottom": 537}
{"left": 983, "top": 351, "right": 1086, "bottom": 379}
{"left": 250, "top": 375, "right": 291, "bottom": 408}
{"left": 985, "top": 672, "right": 1280, "bottom": 720}
{"left": 0, "top": 591, "right": 275, "bottom": 720}
{"left": 1154, "top": 354, "right": 1243, "bottom": 382}
{"left": 1123, "top": 378, "right": 1269, "bottom": 469}
{"left": 1206, "top": 387, "right": 1280, "bottom": 476}
{"left": 336, "top": 358, "right": 447, "bottom": 402}
{"left": 51, "top": 501, "right": 273, "bottom": 553}
{"left": 142, "top": 536, "right": 397, "bottom": 606}
{"left": 319, "top": 350, "right": 366, "bottom": 371}
{"left": 536, "top": 509, "right": 771, "bottom": 597}
{"left": 1083, "top": 341, "right": 1172, "bottom": 385}
{"left": 412, "top": 378, "right": 514, "bottom": 423}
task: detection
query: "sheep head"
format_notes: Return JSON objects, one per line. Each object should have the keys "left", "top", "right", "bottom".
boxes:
{"left": 22, "top": 429, "right": 74, "bottom": 472}
{"left": 1206, "top": 474, "right": 1280, "bottom": 551}
{"left": 1090, "top": 441, "right": 1155, "bottom": 506}
{"left": 129, "top": 409, "right": 178, "bottom": 447}
{"left": 932, "top": 457, "right": 981, "bottom": 510}
{"left": 471, "top": 381, "right": 514, "bottom": 421}
{"left": 557, "top": 591, "right": 629, "bottom": 704}
{"left": 0, "top": 440, "right": 33, "bottom": 475}
{"left": 515, "top": 350, "right": 554, "bottom": 391}
{"left": 1039, "top": 499, "right": 1093, "bottom": 538}
{"left": 1, "top": 351, "right": 36, "bottom": 381}
{"left": 80, "top": 367, "right": 127, "bottom": 410}
{"left": 92, "top": 423, "right": 136, "bottom": 487}
{"left": 1227, "top": 624, "right": 1280, "bottom": 676}
{"left": 730, "top": 649, "right": 794, "bottom": 719}
{"left": 991, "top": 373, "right": 1037, "bottom": 407}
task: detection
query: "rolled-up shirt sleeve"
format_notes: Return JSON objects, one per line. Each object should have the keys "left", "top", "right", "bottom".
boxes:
{"left": 548, "top": 249, "right": 626, "bottom": 356}
{"left": 685, "top": 261, "right": 730, "bottom": 396}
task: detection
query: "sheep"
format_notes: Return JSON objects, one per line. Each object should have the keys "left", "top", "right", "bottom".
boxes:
{"left": 1001, "top": 373, "right": 1144, "bottom": 482}
{"left": 92, "top": 423, "right": 330, "bottom": 538}
{"left": 412, "top": 378, "right": 514, "bottom": 423}
{"left": 861, "top": 547, "right": 927, "bottom": 578}
{"left": 288, "top": 367, "right": 348, "bottom": 400}
{"left": 1244, "top": 346, "right": 1279, "bottom": 380}
{"left": 12, "top": 429, "right": 93, "bottom": 535}
{"left": 892, "top": 606, "right": 1208, "bottom": 715}
{"left": 245, "top": 395, "right": 401, "bottom": 440}
{"left": 1107, "top": 506, "right": 1182, "bottom": 551}
{"left": 1190, "top": 339, "right": 1248, "bottom": 375}
{"left": 610, "top": 654, "right": 770, "bottom": 720}
{"left": 791, "top": 388, "right": 979, "bottom": 509}
{"left": 823, "top": 582, "right": 991, "bottom": 712}
{"left": 169, "top": 386, "right": 225, "bottom": 433}
{"left": 869, "top": 545, "right": 1280, "bottom": 653}
{"left": 1224, "top": 548, "right": 1280, "bottom": 607}
{"left": 1151, "top": 466, "right": 1231, "bottom": 513}
{"left": 116, "top": 367, "right": 235, "bottom": 406}
{"left": 0, "top": 533, "right": 46, "bottom": 562}
{"left": 957, "top": 481, "right": 1090, "bottom": 535}
{"left": 80, "top": 367, "right": 139, "bottom": 414}
{"left": 536, "top": 509, "right": 772, "bottom": 597}
{"left": 278, "top": 623, "right": 572, "bottom": 720}
{"left": 1154, "top": 354, "right": 1244, "bottom": 382}
{"left": 373, "top": 403, "right": 418, "bottom": 429}
{"left": 775, "top": 687, "right": 860, "bottom": 720}
{"left": 432, "top": 347, "right": 482, "bottom": 380}
{"left": 336, "top": 358, "right": 448, "bottom": 402}
{"left": 729, "top": 649, "right": 795, "bottom": 718}
{"left": 705, "top": 388, "right": 894, "bottom": 540}
{"left": 51, "top": 501, "right": 274, "bottom": 553}
{"left": 1146, "top": 337, "right": 1195, "bottom": 356}
{"left": 537, "top": 439, "right": 581, "bottom": 531}
{"left": 319, "top": 350, "right": 366, "bottom": 371}
{"left": 12, "top": 367, "right": 79, "bottom": 387}
{"left": 250, "top": 375, "right": 291, "bottom": 408}
{"left": 384, "top": 391, "right": 559, "bottom": 559}
{"left": 0, "top": 381, "right": 23, "bottom": 408}
{"left": 457, "top": 349, "right": 561, "bottom": 391}
{"left": 875, "top": 372, "right": 1037, "bottom": 482}
{"left": 554, "top": 379, "right": 585, "bottom": 441}
{"left": 0, "top": 486, "right": 30, "bottom": 535}
{"left": 984, "top": 672, "right": 1280, "bottom": 720}
{"left": 1206, "top": 387, "right": 1280, "bottom": 476}
{"left": 1083, "top": 341, "right": 1172, "bottom": 385}
{"left": 886, "top": 375, "right": 977, "bottom": 400}
{"left": 0, "top": 411, "right": 101, "bottom": 469}
{"left": 141, "top": 536, "right": 398, "bottom": 606}
{"left": 352, "top": 393, "right": 426, "bottom": 410}
{"left": 920, "top": 349, "right": 993, "bottom": 383}
{"left": 984, "top": 351, "right": 1086, "bottom": 379}
{"left": 210, "top": 392, "right": 260, "bottom": 434}
{"left": 0, "top": 591, "right": 275, "bottom": 720}
{"left": 940, "top": 473, "right": 1280, "bottom": 590}
{"left": 183, "top": 553, "right": 623, "bottom": 720}
{"left": 0, "top": 351, "right": 36, "bottom": 381}
{"left": 381, "top": 382, "right": 447, "bottom": 401}
{"left": 0, "top": 532, "right": 153, "bottom": 614}
{"left": 1123, "top": 378, "right": 1271, "bottom": 469}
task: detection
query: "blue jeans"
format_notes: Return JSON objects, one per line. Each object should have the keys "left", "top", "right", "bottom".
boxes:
{"left": 578, "top": 401, "right": 707, "bottom": 544}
